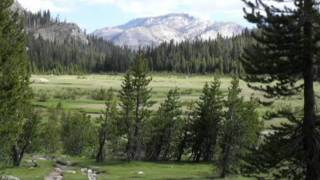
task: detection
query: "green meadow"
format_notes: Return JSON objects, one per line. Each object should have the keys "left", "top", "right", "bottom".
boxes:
{"left": 31, "top": 74, "right": 318, "bottom": 127}
{"left": 1, "top": 74, "right": 315, "bottom": 179}
{"left": 1, "top": 155, "right": 252, "bottom": 180}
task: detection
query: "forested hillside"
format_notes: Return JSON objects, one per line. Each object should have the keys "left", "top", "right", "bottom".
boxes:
{"left": 24, "top": 10, "right": 252, "bottom": 74}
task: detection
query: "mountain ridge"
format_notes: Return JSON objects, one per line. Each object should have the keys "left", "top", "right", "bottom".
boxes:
{"left": 13, "top": 0, "right": 88, "bottom": 44}
{"left": 92, "top": 13, "right": 244, "bottom": 48}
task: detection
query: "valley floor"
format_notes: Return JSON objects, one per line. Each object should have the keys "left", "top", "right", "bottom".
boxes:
{"left": 0, "top": 155, "right": 251, "bottom": 180}
{"left": 31, "top": 73, "right": 318, "bottom": 127}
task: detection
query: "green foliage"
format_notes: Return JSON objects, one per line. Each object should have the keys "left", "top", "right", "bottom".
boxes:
{"left": 241, "top": 106, "right": 306, "bottom": 179}
{"left": 61, "top": 112, "right": 95, "bottom": 156}
{"left": 53, "top": 89, "right": 77, "bottom": 100}
{"left": 219, "top": 78, "right": 262, "bottom": 177}
{"left": 39, "top": 105, "right": 63, "bottom": 153}
{"left": 242, "top": 0, "right": 320, "bottom": 178}
{"left": 118, "top": 53, "right": 153, "bottom": 160}
{"left": 191, "top": 78, "right": 224, "bottom": 161}
{"left": 36, "top": 90, "right": 51, "bottom": 102}
{"left": 96, "top": 88, "right": 118, "bottom": 162}
{"left": 91, "top": 88, "right": 111, "bottom": 101}
{"left": 146, "top": 88, "right": 183, "bottom": 161}
{"left": 0, "top": 0, "right": 33, "bottom": 166}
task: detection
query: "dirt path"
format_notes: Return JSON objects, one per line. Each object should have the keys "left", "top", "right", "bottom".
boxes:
{"left": 44, "top": 167, "right": 63, "bottom": 180}
{"left": 44, "top": 160, "right": 98, "bottom": 180}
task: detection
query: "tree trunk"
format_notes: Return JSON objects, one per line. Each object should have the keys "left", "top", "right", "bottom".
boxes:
{"left": 134, "top": 87, "right": 143, "bottom": 160}
{"left": 127, "top": 129, "right": 135, "bottom": 161}
{"left": 176, "top": 134, "right": 187, "bottom": 161}
{"left": 11, "top": 144, "right": 26, "bottom": 167}
{"left": 303, "top": 0, "right": 319, "bottom": 179}
{"left": 220, "top": 144, "right": 231, "bottom": 178}
{"left": 96, "top": 131, "right": 107, "bottom": 163}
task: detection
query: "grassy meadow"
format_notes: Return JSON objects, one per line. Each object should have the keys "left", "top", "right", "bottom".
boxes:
{"left": 1, "top": 74, "right": 318, "bottom": 179}
{"left": 31, "top": 74, "right": 317, "bottom": 127}
{"left": 1, "top": 155, "right": 251, "bottom": 180}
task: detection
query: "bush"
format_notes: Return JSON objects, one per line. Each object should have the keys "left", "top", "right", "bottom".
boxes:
{"left": 36, "top": 90, "right": 51, "bottom": 102}
{"left": 53, "top": 88, "right": 79, "bottom": 100}
{"left": 90, "top": 88, "right": 110, "bottom": 100}
{"left": 61, "top": 112, "right": 95, "bottom": 156}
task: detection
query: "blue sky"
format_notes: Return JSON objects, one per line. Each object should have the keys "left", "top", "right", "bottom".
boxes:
{"left": 18, "top": 0, "right": 251, "bottom": 33}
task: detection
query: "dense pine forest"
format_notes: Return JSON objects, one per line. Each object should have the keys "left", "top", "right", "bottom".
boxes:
{"left": 25, "top": 10, "right": 252, "bottom": 74}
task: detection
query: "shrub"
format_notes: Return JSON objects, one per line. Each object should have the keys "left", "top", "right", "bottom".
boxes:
{"left": 37, "top": 90, "right": 51, "bottom": 102}
{"left": 90, "top": 88, "right": 110, "bottom": 100}
{"left": 61, "top": 112, "right": 95, "bottom": 155}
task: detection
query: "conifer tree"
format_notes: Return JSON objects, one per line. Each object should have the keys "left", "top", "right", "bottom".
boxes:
{"left": 0, "top": 0, "right": 33, "bottom": 166}
{"left": 191, "top": 78, "right": 224, "bottom": 161}
{"left": 118, "top": 73, "right": 135, "bottom": 160}
{"left": 146, "top": 89, "right": 182, "bottom": 161}
{"left": 40, "top": 105, "right": 63, "bottom": 153}
{"left": 242, "top": 0, "right": 320, "bottom": 178}
{"left": 175, "top": 102, "right": 196, "bottom": 161}
{"left": 219, "top": 78, "right": 261, "bottom": 178}
{"left": 96, "top": 88, "right": 117, "bottom": 162}
{"left": 119, "top": 53, "right": 152, "bottom": 160}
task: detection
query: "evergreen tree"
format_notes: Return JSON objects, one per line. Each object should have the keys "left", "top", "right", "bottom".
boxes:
{"left": 0, "top": 0, "right": 33, "bottom": 166}
{"left": 146, "top": 89, "right": 182, "bottom": 161}
{"left": 118, "top": 73, "right": 135, "bottom": 160}
{"left": 175, "top": 102, "right": 196, "bottom": 161}
{"left": 119, "top": 53, "right": 152, "bottom": 160}
{"left": 242, "top": 0, "right": 320, "bottom": 178}
{"left": 40, "top": 105, "right": 63, "bottom": 153}
{"left": 11, "top": 111, "right": 40, "bottom": 167}
{"left": 219, "top": 78, "right": 261, "bottom": 178}
{"left": 96, "top": 88, "right": 117, "bottom": 162}
{"left": 191, "top": 78, "right": 224, "bottom": 161}
{"left": 61, "top": 112, "right": 95, "bottom": 156}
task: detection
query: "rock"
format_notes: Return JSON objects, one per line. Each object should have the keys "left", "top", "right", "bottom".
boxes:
{"left": 65, "top": 170, "right": 76, "bottom": 174}
{"left": 56, "top": 175, "right": 63, "bottom": 180}
{"left": 80, "top": 168, "right": 88, "bottom": 175}
{"left": 0, "top": 176, "right": 20, "bottom": 180}
{"left": 54, "top": 168, "right": 63, "bottom": 174}
{"left": 87, "top": 169, "right": 97, "bottom": 180}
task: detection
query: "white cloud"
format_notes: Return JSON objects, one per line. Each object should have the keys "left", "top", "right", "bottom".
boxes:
{"left": 18, "top": 0, "right": 246, "bottom": 17}
{"left": 18, "top": 0, "right": 74, "bottom": 13}
{"left": 109, "top": 0, "right": 244, "bottom": 17}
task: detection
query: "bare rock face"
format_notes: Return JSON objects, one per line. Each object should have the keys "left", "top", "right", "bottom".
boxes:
{"left": 33, "top": 23, "right": 89, "bottom": 44}
{"left": 10, "top": 0, "right": 24, "bottom": 14}
{"left": 92, "top": 13, "right": 244, "bottom": 49}
{"left": 11, "top": 0, "right": 88, "bottom": 45}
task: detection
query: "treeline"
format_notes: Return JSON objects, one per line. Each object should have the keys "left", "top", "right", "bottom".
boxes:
{"left": 28, "top": 35, "right": 134, "bottom": 74}
{"left": 24, "top": 10, "right": 252, "bottom": 74}
{"left": 6, "top": 55, "right": 262, "bottom": 178}
{"left": 145, "top": 33, "right": 252, "bottom": 74}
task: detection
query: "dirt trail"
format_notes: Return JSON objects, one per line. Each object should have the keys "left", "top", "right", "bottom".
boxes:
{"left": 44, "top": 167, "right": 63, "bottom": 180}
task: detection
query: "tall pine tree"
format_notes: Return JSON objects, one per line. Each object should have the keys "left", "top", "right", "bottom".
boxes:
{"left": 219, "top": 78, "right": 261, "bottom": 178}
{"left": 0, "top": 0, "right": 33, "bottom": 166}
{"left": 191, "top": 78, "right": 224, "bottom": 161}
{"left": 119, "top": 53, "right": 152, "bottom": 161}
{"left": 146, "top": 89, "right": 182, "bottom": 161}
{"left": 96, "top": 88, "right": 117, "bottom": 162}
{"left": 242, "top": 0, "right": 320, "bottom": 179}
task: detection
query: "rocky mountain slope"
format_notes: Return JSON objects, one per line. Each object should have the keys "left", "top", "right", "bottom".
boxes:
{"left": 92, "top": 13, "right": 244, "bottom": 48}
{"left": 13, "top": 0, "right": 88, "bottom": 44}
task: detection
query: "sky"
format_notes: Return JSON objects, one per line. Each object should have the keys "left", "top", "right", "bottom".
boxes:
{"left": 17, "top": 0, "right": 252, "bottom": 33}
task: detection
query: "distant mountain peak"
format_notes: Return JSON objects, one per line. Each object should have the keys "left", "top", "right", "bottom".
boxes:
{"left": 92, "top": 13, "right": 244, "bottom": 49}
